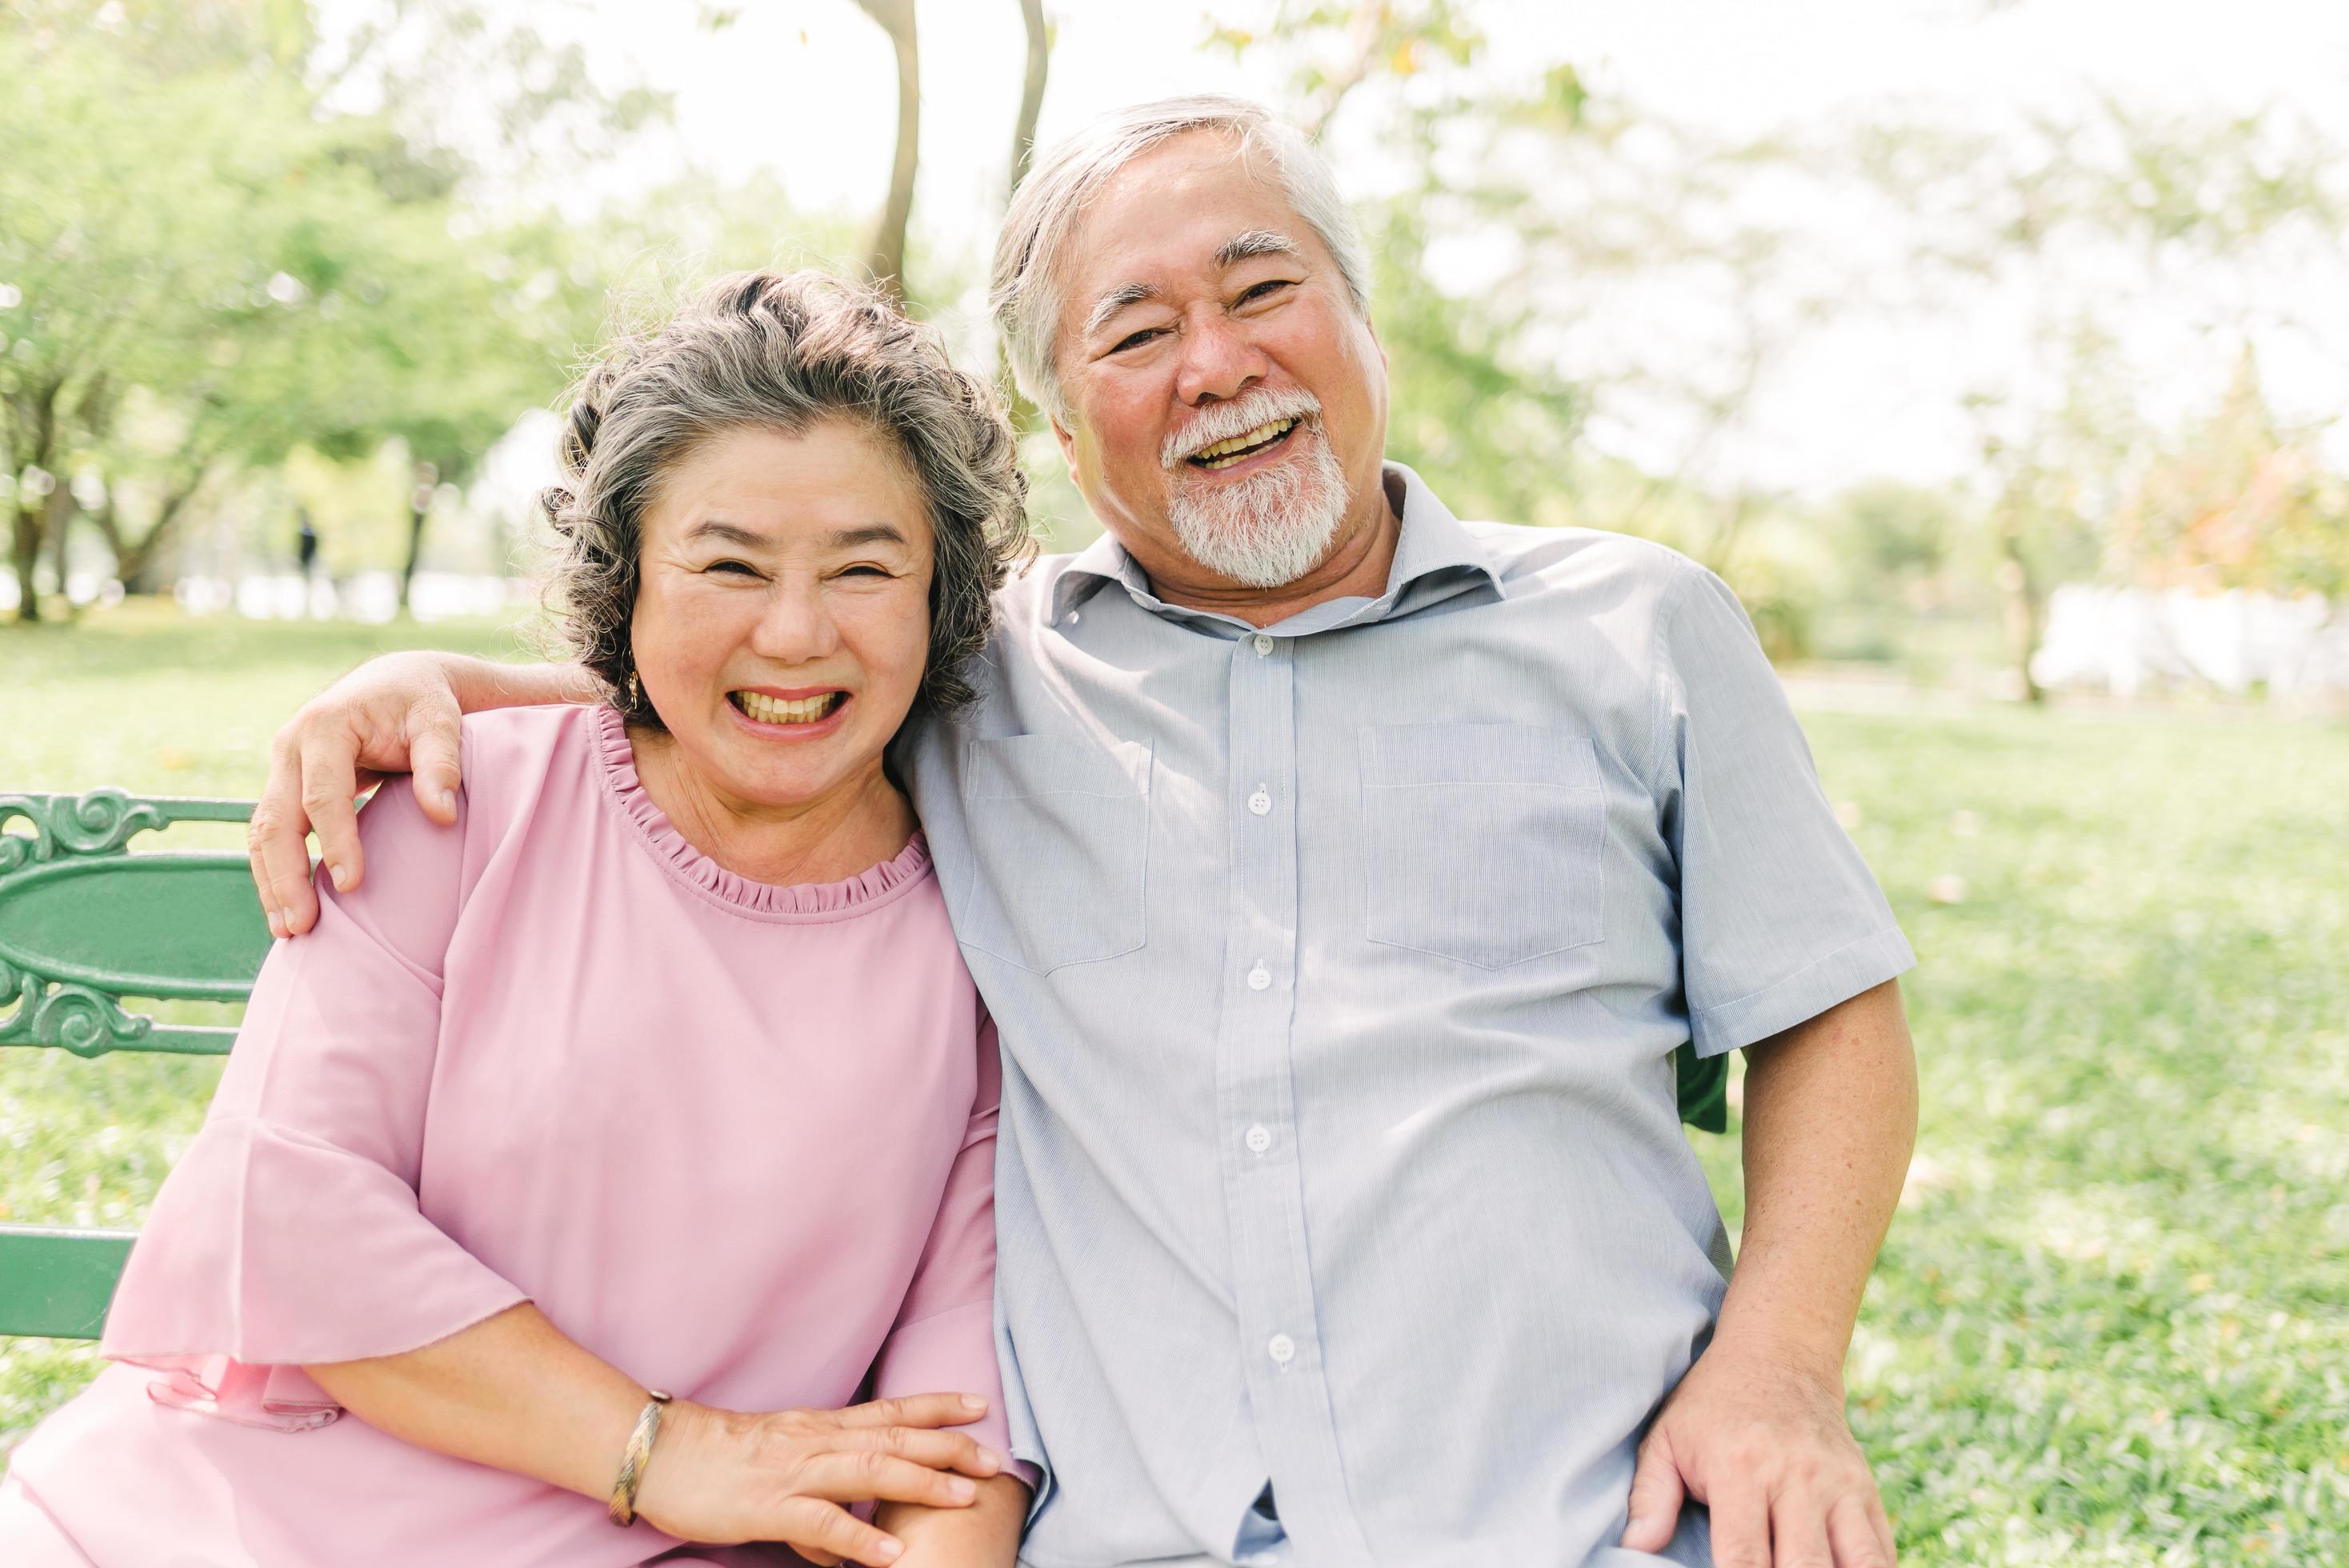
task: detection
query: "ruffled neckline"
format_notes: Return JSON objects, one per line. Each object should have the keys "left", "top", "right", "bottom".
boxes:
{"left": 588, "top": 704, "right": 932, "bottom": 919}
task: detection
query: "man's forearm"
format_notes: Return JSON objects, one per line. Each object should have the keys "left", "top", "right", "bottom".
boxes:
{"left": 442, "top": 654, "right": 605, "bottom": 714}
{"left": 1715, "top": 978, "right": 1918, "bottom": 1381}
{"left": 877, "top": 1475, "right": 1029, "bottom": 1566}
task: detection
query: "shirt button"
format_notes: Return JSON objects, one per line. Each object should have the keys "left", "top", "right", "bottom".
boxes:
{"left": 1252, "top": 633, "right": 1274, "bottom": 656}
{"left": 1267, "top": 1334, "right": 1295, "bottom": 1366}
{"left": 1247, "top": 789, "right": 1272, "bottom": 816}
{"left": 1247, "top": 964, "right": 1271, "bottom": 991}
{"left": 1245, "top": 1124, "right": 1272, "bottom": 1154}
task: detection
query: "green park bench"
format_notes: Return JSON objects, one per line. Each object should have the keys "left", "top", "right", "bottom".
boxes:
{"left": 0, "top": 782, "right": 1731, "bottom": 1346}
{"left": 0, "top": 789, "right": 270, "bottom": 1341}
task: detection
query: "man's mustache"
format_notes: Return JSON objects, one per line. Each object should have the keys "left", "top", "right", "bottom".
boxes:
{"left": 1161, "top": 389, "right": 1323, "bottom": 468}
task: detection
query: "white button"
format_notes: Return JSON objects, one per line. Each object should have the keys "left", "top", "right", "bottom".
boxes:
{"left": 1064, "top": 610, "right": 1080, "bottom": 625}
{"left": 1247, "top": 964, "right": 1271, "bottom": 991}
{"left": 1247, "top": 790, "right": 1272, "bottom": 816}
{"left": 1253, "top": 634, "right": 1275, "bottom": 655}
{"left": 1267, "top": 1334, "right": 1295, "bottom": 1366}
{"left": 1245, "top": 1124, "right": 1272, "bottom": 1154}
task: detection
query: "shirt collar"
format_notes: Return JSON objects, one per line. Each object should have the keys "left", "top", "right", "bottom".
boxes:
{"left": 1047, "top": 461, "right": 1502, "bottom": 629}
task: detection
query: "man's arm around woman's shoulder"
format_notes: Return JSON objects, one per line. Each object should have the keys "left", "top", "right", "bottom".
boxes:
{"left": 250, "top": 650, "right": 598, "bottom": 934}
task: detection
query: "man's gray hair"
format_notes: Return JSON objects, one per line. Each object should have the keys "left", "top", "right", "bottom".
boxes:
{"left": 990, "top": 94, "right": 1373, "bottom": 426}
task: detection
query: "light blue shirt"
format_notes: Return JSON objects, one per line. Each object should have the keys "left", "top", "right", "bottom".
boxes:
{"left": 897, "top": 464, "right": 1915, "bottom": 1566}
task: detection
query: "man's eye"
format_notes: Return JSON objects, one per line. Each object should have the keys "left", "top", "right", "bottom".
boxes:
{"left": 1111, "top": 327, "right": 1164, "bottom": 354}
{"left": 1239, "top": 280, "right": 1293, "bottom": 305}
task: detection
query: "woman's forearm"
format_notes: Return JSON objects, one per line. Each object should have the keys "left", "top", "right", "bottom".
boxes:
{"left": 876, "top": 1474, "right": 1029, "bottom": 1566}
{"left": 306, "top": 1301, "right": 648, "bottom": 1502}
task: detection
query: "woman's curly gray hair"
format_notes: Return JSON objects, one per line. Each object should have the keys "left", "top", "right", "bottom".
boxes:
{"left": 538, "top": 270, "right": 1034, "bottom": 723}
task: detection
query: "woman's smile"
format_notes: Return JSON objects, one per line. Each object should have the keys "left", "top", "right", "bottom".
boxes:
{"left": 725, "top": 686, "right": 852, "bottom": 740}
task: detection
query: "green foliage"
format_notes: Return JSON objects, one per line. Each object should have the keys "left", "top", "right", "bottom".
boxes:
{"left": 0, "top": 3, "right": 594, "bottom": 599}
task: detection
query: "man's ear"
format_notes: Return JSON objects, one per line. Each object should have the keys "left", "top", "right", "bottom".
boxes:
{"left": 1052, "top": 417, "right": 1081, "bottom": 483}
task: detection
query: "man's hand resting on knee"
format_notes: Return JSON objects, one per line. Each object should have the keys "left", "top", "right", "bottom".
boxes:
{"left": 249, "top": 653, "right": 598, "bottom": 935}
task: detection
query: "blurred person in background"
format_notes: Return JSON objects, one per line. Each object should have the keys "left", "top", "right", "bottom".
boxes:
{"left": 242, "top": 98, "right": 1918, "bottom": 1567}
{"left": 0, "top": 273, "right": 1036, "bottom": 1568}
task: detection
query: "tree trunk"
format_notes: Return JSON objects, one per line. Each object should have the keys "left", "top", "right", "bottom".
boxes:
{"left": 7, "top": 382, "right": 61, "bottom": 623}
{"left": 44, "top": 490, "right": 78, "bottom": 618}
{"left": 853, "top": 0, "right": 920, "bottom": 300}
{"left": 8, "top": 503, "right": 42, "bottom": 622}
{"left": 401, "top": 461, "right": 439, "bottom": 616}
{"left": 998, "top": 0, "right": 1053, "bottom": 430}
{"left": 400, "top": 498, "right": 428, "bottom": 614}
{"left": 1996, "top": 513, "right": 2047, "bottom": 705}
{"left": 114, "top": 472, "right": 210, "bottom": 594}
{"left": 1009, "top": 0, "right": 1049, "bottom": 190}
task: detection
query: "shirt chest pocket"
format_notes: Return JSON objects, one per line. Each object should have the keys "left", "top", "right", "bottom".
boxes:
{"left": 956, "top": 734, "right": 1152, "bottom": 974}
{"left": 1359, "top": 722, "right": 1607, "bottom": 968}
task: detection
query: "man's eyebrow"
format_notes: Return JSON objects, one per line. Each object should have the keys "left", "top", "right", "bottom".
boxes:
{"left": 1084, "top": 282, "right": 1159, "bottom": 339}
{"left": 1215, "top": 229, "right": 1303, "bottom": 268}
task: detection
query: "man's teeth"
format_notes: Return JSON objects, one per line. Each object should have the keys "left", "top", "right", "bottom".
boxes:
{"left": 733, "top": 691, "right": 842, "bottom": 725}
{"left": 1191, "top": 417, "right": 1297, "bottom": 468}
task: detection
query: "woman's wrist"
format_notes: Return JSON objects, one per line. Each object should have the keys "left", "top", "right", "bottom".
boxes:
{"left": 626, "top": 1397, "right": 726, "bottom": 1538}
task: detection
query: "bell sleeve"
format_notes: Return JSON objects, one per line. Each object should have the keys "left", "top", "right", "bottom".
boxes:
{"left": 96, "top": 774, "right": 528, "bottom": 1430}
{"left": 866, "top": 1016, "right": 1030, "bottom": 1481}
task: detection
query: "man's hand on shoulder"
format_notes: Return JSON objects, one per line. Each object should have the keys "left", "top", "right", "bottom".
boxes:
{"left": 1621, "top": 1338, "right": 1895, "bottom": 1568}
{"left": 248, "top": 652, "right": 596, "bottom": 938}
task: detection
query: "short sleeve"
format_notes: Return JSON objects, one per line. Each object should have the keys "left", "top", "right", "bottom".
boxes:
{"left": 96, "top": 775, "right": 527, "bottom": 1430}
{"left": 1655, "top": 566, "right": 1916, "bottom": 1058}
{"left": 868, "top": 1017, "right": 1025, "bottom": 1474}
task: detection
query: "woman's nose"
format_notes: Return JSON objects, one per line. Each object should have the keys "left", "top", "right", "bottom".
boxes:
{"left": 748, "top": 576, "right": 843, "bottom": 664}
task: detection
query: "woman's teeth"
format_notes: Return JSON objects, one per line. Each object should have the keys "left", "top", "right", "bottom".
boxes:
{"left": 1190, "top": 417, "right": 1298, "bottom": 469}
{"left": 731, "top": 690, "right": 843, "bottom": 725}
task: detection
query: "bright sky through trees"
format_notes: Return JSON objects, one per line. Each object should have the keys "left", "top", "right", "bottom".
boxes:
{"left": 316, "top": 0, "right": 2349, "bottom": 501}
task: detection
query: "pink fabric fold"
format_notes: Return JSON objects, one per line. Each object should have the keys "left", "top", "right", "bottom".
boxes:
{"left": 98, "top": 1117, "right": 526, "bottom": 1430}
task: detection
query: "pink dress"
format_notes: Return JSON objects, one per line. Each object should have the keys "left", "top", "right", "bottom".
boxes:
{"left": 2, "top": 704, "right": 1015, "bottom": 1566}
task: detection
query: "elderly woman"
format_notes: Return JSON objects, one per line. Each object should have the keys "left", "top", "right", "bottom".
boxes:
{"left": 0, "top": 273, "right": 1036, "bottom": 1567}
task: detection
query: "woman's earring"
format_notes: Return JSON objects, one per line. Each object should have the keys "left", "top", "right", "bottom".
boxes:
{"left": 625, "top": 669, "right": 641, "bottom": 706}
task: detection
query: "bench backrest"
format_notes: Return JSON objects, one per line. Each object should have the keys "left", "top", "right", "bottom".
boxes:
{"left": 0, "top": 790, "right": 268, "bottom": 1338}
{"left": 0, "top": 782, "right": 1731, "bottom": 1343}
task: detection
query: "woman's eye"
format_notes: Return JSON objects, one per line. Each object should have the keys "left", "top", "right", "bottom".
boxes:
{"left": 838, "top": 564, "right": 893, "bottom": 579}
{"left": 706, "top": 560, "right": 760, "bottom": 577}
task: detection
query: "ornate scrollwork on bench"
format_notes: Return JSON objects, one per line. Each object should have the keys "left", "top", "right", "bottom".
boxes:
{"left": 0, "top": 789, "right": 267, "bottom": 1057}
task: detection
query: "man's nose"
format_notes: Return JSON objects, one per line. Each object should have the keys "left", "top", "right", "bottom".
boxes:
{"left": 1174, "top": 310, "right": 1271, "bottom": 407}
{"left": 749, "top": 574, "right": 843, "bottom": 665}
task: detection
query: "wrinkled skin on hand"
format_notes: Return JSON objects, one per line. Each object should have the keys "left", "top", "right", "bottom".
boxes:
{"left": 1621, "top": 1342, "right": 1896, "bottom": 1568}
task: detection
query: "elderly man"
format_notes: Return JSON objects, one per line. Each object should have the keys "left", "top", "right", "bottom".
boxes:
{"left": 248, "top": 96, "right": 1917, "bottom": 1567}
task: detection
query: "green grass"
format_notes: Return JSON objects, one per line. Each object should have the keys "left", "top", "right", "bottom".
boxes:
{"left": 4, "top": 605, "right": 2347, "bottom": 1564}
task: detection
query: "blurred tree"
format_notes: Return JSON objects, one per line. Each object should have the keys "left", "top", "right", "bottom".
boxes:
{"left": 0, "top": 0, "right": 655, "bottom": 618}
{"left": 2113, "top": 349, "right": 2349, "bottom": 599}
{"left": 1862, "top": 98, "right": 2348, "bottom": 698}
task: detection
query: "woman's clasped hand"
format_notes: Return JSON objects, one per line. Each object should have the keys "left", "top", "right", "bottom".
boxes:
{"left": 633, "top": 1394, "right": 1006, "bottom": 1562}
